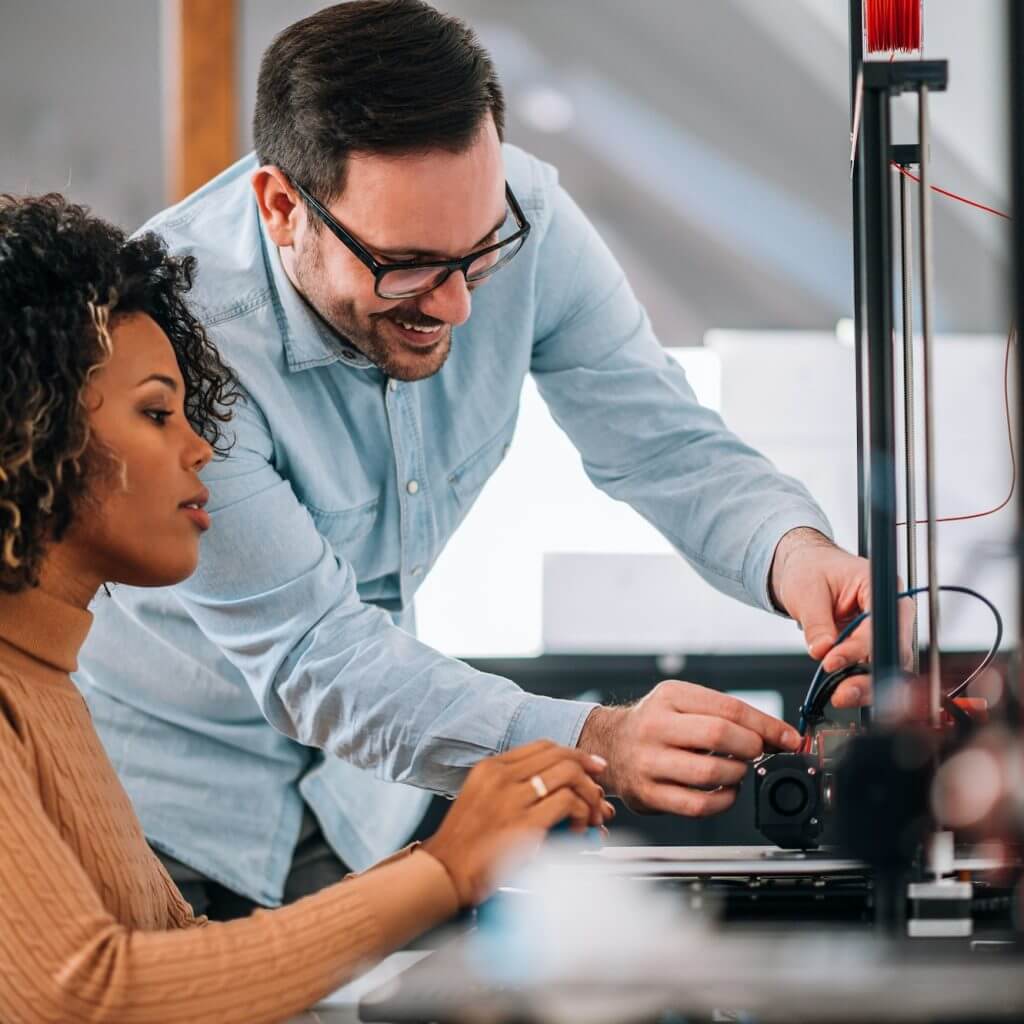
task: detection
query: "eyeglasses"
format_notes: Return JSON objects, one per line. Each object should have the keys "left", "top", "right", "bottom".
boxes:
{"left": 293, "top": 180, "right": 532, "bottom": 300}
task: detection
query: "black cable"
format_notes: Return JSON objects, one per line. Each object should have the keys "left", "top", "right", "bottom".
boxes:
{"left": 941, "top": 693, "right": 974, "bottom": 733}
{"left": 943, "top": 585, "right": 1003, "bottom": 697}
{"left": 796, "top": 584, "right": 1002, "bottom": 735}
{"left": 798, "top": 662, "right": 871, "bottom": 733}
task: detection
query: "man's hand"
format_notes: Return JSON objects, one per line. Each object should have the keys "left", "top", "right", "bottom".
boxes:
{"left": 577, "top": 681, "right": 801, "bottom": 815}
{"left": 769, "top": 528, "right": 914, "bottom": 708}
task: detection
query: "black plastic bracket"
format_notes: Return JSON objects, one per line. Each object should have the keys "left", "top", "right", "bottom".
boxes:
{"left": 863, "top": 60, "right": 949, "bottom": 94}
{"left": 890, "top": 143, "right": 921, "bottom": 167}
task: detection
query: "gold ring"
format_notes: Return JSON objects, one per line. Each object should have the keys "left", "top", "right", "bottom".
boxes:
{"left": 530, "top": 774, "right": 548, "bottom": 800}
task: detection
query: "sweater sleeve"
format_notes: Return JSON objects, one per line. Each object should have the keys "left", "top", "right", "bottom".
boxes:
{"left": 0, "top": 719, "right": 458, "bottom": 1024}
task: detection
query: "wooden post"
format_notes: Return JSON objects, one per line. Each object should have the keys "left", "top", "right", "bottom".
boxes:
{"left": 165, "top": 0, "right": 237, "bottom": 202}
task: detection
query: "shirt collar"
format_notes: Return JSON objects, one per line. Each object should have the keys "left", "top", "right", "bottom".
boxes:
{"left": 259, "top": 211, "right": 375, "bottom": 374}
{"left": 0, "top": 586, "right": 93, "bottom": 674}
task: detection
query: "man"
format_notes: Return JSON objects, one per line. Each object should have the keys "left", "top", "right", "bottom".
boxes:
{"left": 77, "top": 0, "right": 881, "bottom": 918}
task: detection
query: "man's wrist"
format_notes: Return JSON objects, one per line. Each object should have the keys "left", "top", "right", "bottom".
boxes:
{"left": 768, "top": 527, "right": 834, "bottom": 615}
{"left": 577, "top": 705, "right": 626, "bottom": 794}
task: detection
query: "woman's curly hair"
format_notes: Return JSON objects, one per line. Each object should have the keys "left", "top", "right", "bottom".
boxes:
{"left": 0, "top": 193, "right": 238, "bottom": 593}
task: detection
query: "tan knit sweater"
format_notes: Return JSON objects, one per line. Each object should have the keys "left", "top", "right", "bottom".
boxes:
{"left": 0, "top": 586, "right": 458, "bottom": 1024}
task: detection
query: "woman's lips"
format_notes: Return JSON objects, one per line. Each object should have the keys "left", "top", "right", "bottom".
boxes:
{"left": 180, "top": 506, "right": 212, "bottom": 532}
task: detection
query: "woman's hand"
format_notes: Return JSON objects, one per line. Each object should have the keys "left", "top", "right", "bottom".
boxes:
{"left": 421, "top": 740, "right": 614, "bottom": 907}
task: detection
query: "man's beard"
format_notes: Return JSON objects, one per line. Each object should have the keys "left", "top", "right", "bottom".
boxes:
{"left": 293, "top": 243, "right": 453, "bottom": 382}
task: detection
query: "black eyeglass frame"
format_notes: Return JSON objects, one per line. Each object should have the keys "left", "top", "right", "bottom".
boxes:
{"left": 293, "top": 180, "right": 532, "bottom": 299}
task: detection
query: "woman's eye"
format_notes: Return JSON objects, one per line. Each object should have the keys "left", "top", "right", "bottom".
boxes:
{"left": 145, "top": 409, "right": 172, "bottom": 426}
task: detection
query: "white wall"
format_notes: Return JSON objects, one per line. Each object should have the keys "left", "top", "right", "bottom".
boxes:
{"left": 416, "top": 332, "right": 1017, "bottom": 657}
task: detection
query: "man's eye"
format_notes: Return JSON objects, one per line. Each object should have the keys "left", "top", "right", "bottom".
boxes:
{"left": 145, "top": 409, "right": 172, "bottom": 426}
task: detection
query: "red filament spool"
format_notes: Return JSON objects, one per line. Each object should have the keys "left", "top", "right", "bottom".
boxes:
{"left": 865, "top": 0, "right": 923, "bottom": 53}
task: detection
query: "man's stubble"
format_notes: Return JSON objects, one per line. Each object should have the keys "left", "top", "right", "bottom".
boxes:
{"left": 292, "top": 238, "right": 453, "bottom": 382}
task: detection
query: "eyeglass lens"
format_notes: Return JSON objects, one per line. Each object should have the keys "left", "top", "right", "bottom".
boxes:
{"left": 376, "top": 216, "right": 526, "bottom": 299}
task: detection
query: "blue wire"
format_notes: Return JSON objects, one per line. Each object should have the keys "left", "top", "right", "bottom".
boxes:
{"left": 797, "top": 584, "right": 1003, "bottom": 734}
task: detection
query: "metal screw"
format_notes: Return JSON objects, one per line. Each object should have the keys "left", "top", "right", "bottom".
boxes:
{"left": 810, "top": 817, "right": 819, "bottom": 826}
{"left": 807, "top": 766, "right": 817, "bottom": 776}
{"left": 757, "top": 766, "right": 767, "bottom": 776}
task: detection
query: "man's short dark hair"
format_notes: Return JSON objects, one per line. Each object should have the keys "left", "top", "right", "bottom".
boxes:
{"left": 253, "top": 0, "right": 505, "bottom": 204}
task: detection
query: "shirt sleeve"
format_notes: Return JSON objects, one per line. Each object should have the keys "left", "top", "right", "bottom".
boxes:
{"left": 0, "top": 714, "right": 457, "bottom": 1024}
{"left": 530, "top": 182, "right": 833, "bottom": 612}
{"left": 174, "top": 393, "right": 594, "bottom": 794}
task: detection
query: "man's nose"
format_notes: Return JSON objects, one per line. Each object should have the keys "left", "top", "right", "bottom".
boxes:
{"left": 420, "top": 270, "right": 472, "bottom": 327}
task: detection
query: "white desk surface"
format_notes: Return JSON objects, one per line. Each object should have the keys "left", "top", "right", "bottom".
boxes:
{"left": 284, "top": 950, "right": 430, "bottom": 1024}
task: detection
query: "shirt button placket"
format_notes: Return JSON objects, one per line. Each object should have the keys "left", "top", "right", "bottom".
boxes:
{"left": 386, "top": 382, "right": 430, "bottom": 604}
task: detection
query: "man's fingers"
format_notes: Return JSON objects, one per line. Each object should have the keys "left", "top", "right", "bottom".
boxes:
{"left": 650, "top": 748, "right": 748, "bottom": 789}
{"left": 663, "top": 682, "right": 800, "bottom": 752}
{"left": 798, "top": 575, "right": 841, "bottom": 662}
{"left": 663, "top": 714, "right": 765, "bottom": 761}
{"left": 821, "top": 618, "right": 871, "bottom": 673}
{"left": 831, "top": 675, "right": 873, "bottom": 709}
{"left": 820, "top": 592, "right": 916, "bottom": 674}
{"left": 898, "top": 595, "right": 917, "bottom": 670}
{"left": 640, "top": 782, "right": 739, "bottom": 818}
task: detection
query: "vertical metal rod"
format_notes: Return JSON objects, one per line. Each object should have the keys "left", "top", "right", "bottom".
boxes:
{"left": 1010, "top": 0, "right": 1024, "bottom": 728}
{"left": 862, "top": 83, "right": 903, "bottom": 707}
{"left": 918, "top": 85, "right": 942, "bottom": 726}
{"left": 850, "top": 0, "right": 870, "bottom": 564}
{"left": 850, "top": 0, "right": 872, "bottom": 728}
{"left": 899, "top": 170, "right": 920, "bottom": 674}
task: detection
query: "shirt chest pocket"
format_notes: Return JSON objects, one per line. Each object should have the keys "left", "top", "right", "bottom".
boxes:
{"left": 307, "top": 497, "right": 381, "bottom": 566}
{"left": 447, "top": 412, "right": 517, "bottom": 515}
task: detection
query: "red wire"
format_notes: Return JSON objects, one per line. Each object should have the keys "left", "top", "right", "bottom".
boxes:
{"left": 887, "top": 163, "right": 1017, "bottom": 526}
{"left": 892, "top": 163, "right": 1011, "bottom": 221}
{"left": 897, "top": 327, "right": 1016, "bottom": 526}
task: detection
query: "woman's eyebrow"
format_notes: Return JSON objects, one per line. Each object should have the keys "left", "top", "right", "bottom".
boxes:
{"left": 136, "top": 374, "right": 179, "bottom": 391}
{"left": 376, "top": 212, "right": 506, "bottom": 259}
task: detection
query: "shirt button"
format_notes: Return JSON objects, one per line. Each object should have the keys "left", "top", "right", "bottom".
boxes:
{"left": 388, "top": 379, "right": 398, "bottom": 392}
{"left": 406, "top": 480, "right": 420, "bottom": 495}
{"left": 410, "top": 565, "right": 423, "bottom": 577}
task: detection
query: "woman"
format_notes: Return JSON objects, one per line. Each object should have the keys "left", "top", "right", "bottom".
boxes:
{"left": 0, "top": 194, "right": 612, "bottom": 1024}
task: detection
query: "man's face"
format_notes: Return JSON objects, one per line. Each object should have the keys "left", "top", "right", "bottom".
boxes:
{"left": 287, "top": 118, "right": 506, "bottom": 381}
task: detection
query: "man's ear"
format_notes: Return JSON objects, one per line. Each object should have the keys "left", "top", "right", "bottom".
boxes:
{"left": 252, "top": 166, "right": 301, "bottom": 247}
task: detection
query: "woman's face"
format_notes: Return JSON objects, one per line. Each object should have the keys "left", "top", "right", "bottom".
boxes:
{"left": 68, "top": 312, "right": 214, "bottom": 588}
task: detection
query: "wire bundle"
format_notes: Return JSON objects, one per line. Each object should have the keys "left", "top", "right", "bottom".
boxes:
{"left": 865, "top": 0, "right": 923, "bottom": 53}
{"left": 796, "top": 584, "right": 1003, "bottom": 737}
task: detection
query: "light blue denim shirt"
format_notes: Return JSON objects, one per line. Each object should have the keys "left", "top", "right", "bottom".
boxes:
{"left": 75, "top": 145, "right": 831, "bottom": 905}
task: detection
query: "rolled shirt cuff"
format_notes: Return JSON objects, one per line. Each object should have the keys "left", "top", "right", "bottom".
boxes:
{"left": 501, "top": 693, "right": 598, "bottom": 753}
{"left": 742, "top": 506, "right": 835, "bottom": 616}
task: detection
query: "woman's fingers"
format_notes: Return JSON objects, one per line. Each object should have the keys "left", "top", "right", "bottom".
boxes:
{"left": 527, "top": 758, "right": 607, "bottom": 825}
{"left": 512, "top": 744, "right": 608, "bottom": 786}
{"left": 527, "top": 789, "right": 593, "bottom": 833}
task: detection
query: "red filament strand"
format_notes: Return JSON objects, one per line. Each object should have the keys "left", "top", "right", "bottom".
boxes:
{"left": 888, "top": 163, "right": 1016, "bottom": 526}
{"left": 865, "top": 0, "right": 923, "bottom": 54}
